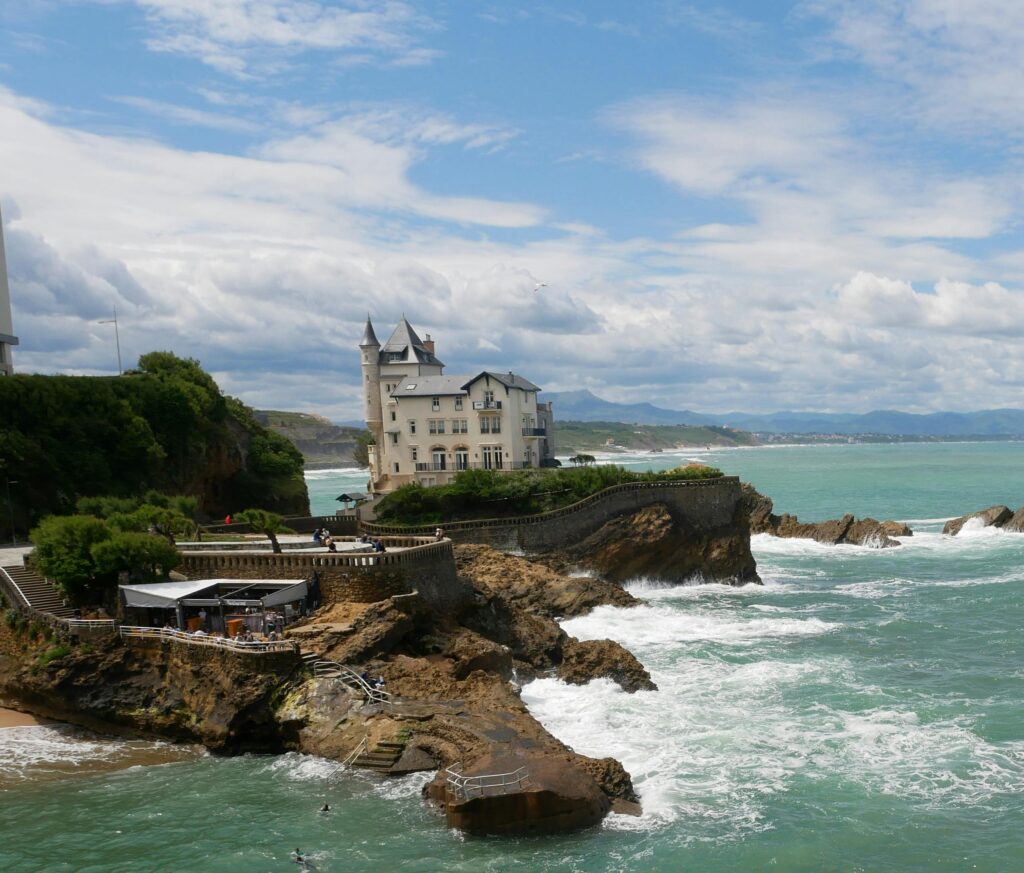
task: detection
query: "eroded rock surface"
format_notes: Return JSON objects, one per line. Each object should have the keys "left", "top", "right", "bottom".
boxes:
{"left": 540, "top": 502, "right": 759, "bottom": 584}
{"left": 556, "top": 638, "right": 656, "bottom": 693}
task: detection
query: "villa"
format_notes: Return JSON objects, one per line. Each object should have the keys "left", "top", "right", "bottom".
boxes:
{"left": 360, "top": 317, "right": 555, "bottom": 495}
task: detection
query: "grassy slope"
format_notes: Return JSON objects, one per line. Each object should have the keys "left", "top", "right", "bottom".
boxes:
{"left": 556, "top": 420, "right": 758, "bottom": 452}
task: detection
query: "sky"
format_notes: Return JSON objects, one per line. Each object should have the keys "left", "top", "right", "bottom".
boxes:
{"left": 2, "top": 1, "right": 1024, "bottom": 421}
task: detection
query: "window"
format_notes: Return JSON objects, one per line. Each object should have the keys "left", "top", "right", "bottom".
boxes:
{"left": 391, "top": 410, "right": 396, "bottom": 421}
{"left": 494, "top": 448, "right": 504, "bottom": 469}
{"left": 452, "top": 419, "right": 468, "bottom": 434}
{"left": 393, "top": 462, "right": 400, "bottom": 474}
{"left": 455, "top": 448, "right": 469, "bottom": 470}
{"left": 482, "top": 446, "right": 494, "bottom": 470}
{"left": 411, "top": 447, "right": 418, "bottom": 461}
{"left": 432, "top": 449, "right": 447, "bottom": 471}
{"left": 429, "top": 419, "right": 445, "bottom": 435}
{"left": 390, "top": 433, "right": 399, "bottom": 445}
{"left": 484, "top": 390, "right": 494, "bottom": 404}
{"left": 481, "top": 416, "right": 501, "bottom": 434}
{"left": 454, "top": 396, "right": 463, "bottom": 411}
{"left": 409, "top": 420, "right": 416, "bottom": 434}
{"left": 431, "top": 396, "right": 440, "bottom": 411}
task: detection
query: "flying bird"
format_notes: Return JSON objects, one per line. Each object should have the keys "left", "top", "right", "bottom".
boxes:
{"left": 533, "top": 282, "right": 548, "bottom": 292}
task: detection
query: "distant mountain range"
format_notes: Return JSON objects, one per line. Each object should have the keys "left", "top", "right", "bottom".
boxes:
{"left": 540, "top": 390, "right": 1024, "bottom": 437}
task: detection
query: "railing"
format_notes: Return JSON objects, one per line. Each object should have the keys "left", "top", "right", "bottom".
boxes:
{"left": 361, "top": 476, "right": 737, "bottom": 536}
{"left": 444, "top": 763, "right": 529, "bottom": 802}
{"left": 521, "top": 427, "right": 546, "bottom": 437}
{"left": 342, "top": 736, "right": 369, "bottom": 768}
{"left": 472, "top": 401, "right": 502, "bottom": 410}
{"left": 0, "top": 568, "right": 116, "bottom": 638}
{"left": 313, "top": 659, "right": 392, "bottom": 706}
{"left": 119, "top": 625, "right": 298, "bottom": 654}
{"left": 416, "top": 462, "right": 447, "bottom": 472}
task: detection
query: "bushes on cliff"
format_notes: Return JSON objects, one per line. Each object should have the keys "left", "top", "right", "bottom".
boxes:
{"left": 0, "top": 352, "right": 309, "bottom": 536}
{"left": 30, "top": 511, "right": 182, "bottom": 605}
{"left": 374, "top": 463, "right": 723, "bottom": 525}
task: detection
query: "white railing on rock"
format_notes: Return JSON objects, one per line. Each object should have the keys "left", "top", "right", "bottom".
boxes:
{"left": 444, "top": 763, "right": 529, "bottom": 802}
{"left": 63, "top": 618, "right": 117, "bottom": 630}
{"left": 119, "top": 625, "right": 298, "bottom": 654}
{"left": 342, "top": 735, "right": 369, "bottom": 768}
{"left": 312, "top": 659, "right": 392, "bottom": 706}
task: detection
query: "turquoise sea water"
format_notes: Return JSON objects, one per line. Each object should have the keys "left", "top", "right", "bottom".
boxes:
{"left": 3, "top": 443, "right": 1023, "bottom": 872}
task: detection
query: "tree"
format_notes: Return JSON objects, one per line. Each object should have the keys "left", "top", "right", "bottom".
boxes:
{"left": 569, "top": 454, "right": 596, "bottom": 467}
{"left": 352, "top": 431, "right": 375, "bottom": 469}
{"left": 31, "top": 515, "right": 112, "bottom": 603}
{"left": 237, "top": 509, "right": 292, "bottom": 554}
{"left": 91, "top": 532, "right": 181, "bottom": 582}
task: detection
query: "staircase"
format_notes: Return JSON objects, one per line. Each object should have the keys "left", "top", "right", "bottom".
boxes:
{"left": 1, "top": 565, "right": 74, "bottom": 617}
{"left": 350, "top": 740, "right": 406, "bottom": 772}
{"left": 309, "top": 657, "right": 393, "bottom": 706}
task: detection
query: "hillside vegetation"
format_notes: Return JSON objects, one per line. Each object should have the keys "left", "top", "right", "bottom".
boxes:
{"left": 374, "top": 464, "right": 723, "bottom": 526}
{"left": 556, "top": 420, "right": 757, "bottom": 452}
{"left": 0, "top": 352, "right": 309, "bottom": 536}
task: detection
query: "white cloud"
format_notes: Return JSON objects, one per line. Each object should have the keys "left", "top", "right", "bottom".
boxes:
{"left": 127, "top": 0, "right": 439, "bottom": 76}
{"left": 804, "top": 0, "right": 1024, "bottom": 131}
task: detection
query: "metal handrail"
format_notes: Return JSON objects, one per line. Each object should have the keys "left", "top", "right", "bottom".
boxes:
{"left": 0, "top": 566, "right": 31, "bottom": 609}
{"left": 342, "top": 736, "right": 369, "bottom": 768}
{"left": 444, "top": 763, "right": 529, "bottom": 801}
{"left": 313, "top": 659, "right": 392, "bottom": 705}
{"left": 119, "top": 625, "right": 298, "bottom": 654}
{"left": 63, "top": 618, "right": 117, "bottom": 629}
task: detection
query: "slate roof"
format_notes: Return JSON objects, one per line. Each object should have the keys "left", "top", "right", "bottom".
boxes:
{"left": 379, "top": 318, "right": 444, "bottom": 367}
{"left": 461, "top": 371, "right": 542, "bottom": 393}
{"left": 392, "top": 375, "right": 468, "bottom": 397}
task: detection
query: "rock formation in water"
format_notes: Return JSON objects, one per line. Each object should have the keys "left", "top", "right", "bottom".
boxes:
{"left": 943, "top": 504, "right": 1017, "bottom": 535}
{"left": 742, "top": 485, "right": 912, "bottom": 548}
{"left": 537, "top": 501, "right": 761, "bottom": 584}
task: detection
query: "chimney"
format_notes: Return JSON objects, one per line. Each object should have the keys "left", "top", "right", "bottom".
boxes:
{"left": 423, "top": 334, "right": 435, "bottom": 354}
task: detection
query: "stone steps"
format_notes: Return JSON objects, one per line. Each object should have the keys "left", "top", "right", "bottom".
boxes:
{"left": 350, "top": 738, "right": 407, "bottom": 772}
{"left": 2, "top": 565, "right": 75, "bottom": 617}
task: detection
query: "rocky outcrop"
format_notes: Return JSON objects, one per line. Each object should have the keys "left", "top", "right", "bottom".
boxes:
{"left": 743, "top": 485, "right": 910, "bottom": 548}
{"left": 557, "top": 638, "right": 656, "bottom": 693}
{"left": 1002, "top": 507, "right": 1024, "bottom": 532}
{"left": 943, "top": 505, "right": 1014, "bottom": 536}
{"left": 0, "top": 635, "right": 299, "bottom": 750}
{"left": 540, "top": 502, "right": 760, "bottom": 584}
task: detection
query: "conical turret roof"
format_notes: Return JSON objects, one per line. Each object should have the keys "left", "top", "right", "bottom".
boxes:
{"left": 360, "top": 316, "right": 380, "bottom": 347}
{"left": 379, "top": 317, "right": 443, "bottom": 366}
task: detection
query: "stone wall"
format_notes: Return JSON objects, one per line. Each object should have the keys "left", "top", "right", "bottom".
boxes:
{"left": 122, "top": 635, "right": 299, "bottom": 674}
{"left": 178, "top": 540, "right": 467, "bottom": 610}
{"left": 364, "top": 478, "right": 744, "bottom": 553}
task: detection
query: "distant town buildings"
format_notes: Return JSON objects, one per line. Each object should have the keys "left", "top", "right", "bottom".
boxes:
{"left": 360, "top": 317, "right": 555, "bottom": 495}
{"left": 0, "top": 206, "right": 18, "bottom": 376}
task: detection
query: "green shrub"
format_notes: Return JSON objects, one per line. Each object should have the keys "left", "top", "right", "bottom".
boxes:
{"left": 3, "top": 608, "right": 18, "bottom": 629}
{"left": 27, "top": 620, "right": 42, "bottom": 640}
{"left": 38, "top": 645, "right": 71, "bottom": 666}
{"left": 374, "top": 463, "right": 723, "bottom": 525}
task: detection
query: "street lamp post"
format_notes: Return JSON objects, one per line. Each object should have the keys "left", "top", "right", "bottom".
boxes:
{"left": 99, "top": 307, "right": 123, "bottom": 375}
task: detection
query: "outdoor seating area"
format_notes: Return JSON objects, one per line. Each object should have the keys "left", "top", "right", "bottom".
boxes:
{"left": 118, "top": 578, "right": 311, "bottom": 639}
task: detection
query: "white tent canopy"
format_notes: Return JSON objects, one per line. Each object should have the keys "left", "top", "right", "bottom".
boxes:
{"left": 120, "top": 578, "right": 305, "bottom": 609}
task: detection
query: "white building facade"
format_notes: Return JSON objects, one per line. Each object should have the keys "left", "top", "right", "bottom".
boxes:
{"left": 361, "top": 317, "right": 555, "bottom": 495}
{"left": 0, "top": 206, "right": 18, "bottom": 376}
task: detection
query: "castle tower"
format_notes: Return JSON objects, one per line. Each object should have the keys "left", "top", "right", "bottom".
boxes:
{"left": 360, "top": 316, "right": 383, "bottom": 481}
{"left": 0, "top": 205, "right": 18, "bottom": 376}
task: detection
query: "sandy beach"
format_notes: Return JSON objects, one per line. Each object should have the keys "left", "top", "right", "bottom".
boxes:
{"left": 0, "top": 706, "right": 52, "bottom": 728}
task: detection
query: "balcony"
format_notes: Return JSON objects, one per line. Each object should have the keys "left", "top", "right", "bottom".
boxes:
{"left": 521, "top": 427, "right": 546, "bottom": 437}
{"left": 414, "top": 461, "right": 531, "bottom": 474}
{"left": 472, "top": 400, "right": 502, "bottom": 410}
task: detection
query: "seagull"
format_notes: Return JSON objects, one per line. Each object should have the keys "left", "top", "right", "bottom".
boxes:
{"left": 533, "top": 282, "right": 548, "bottom": 292}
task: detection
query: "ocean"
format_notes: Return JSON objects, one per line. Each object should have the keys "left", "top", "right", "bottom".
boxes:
{"left": 2, "top": 442, "right": 1023, "bottom": 872}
